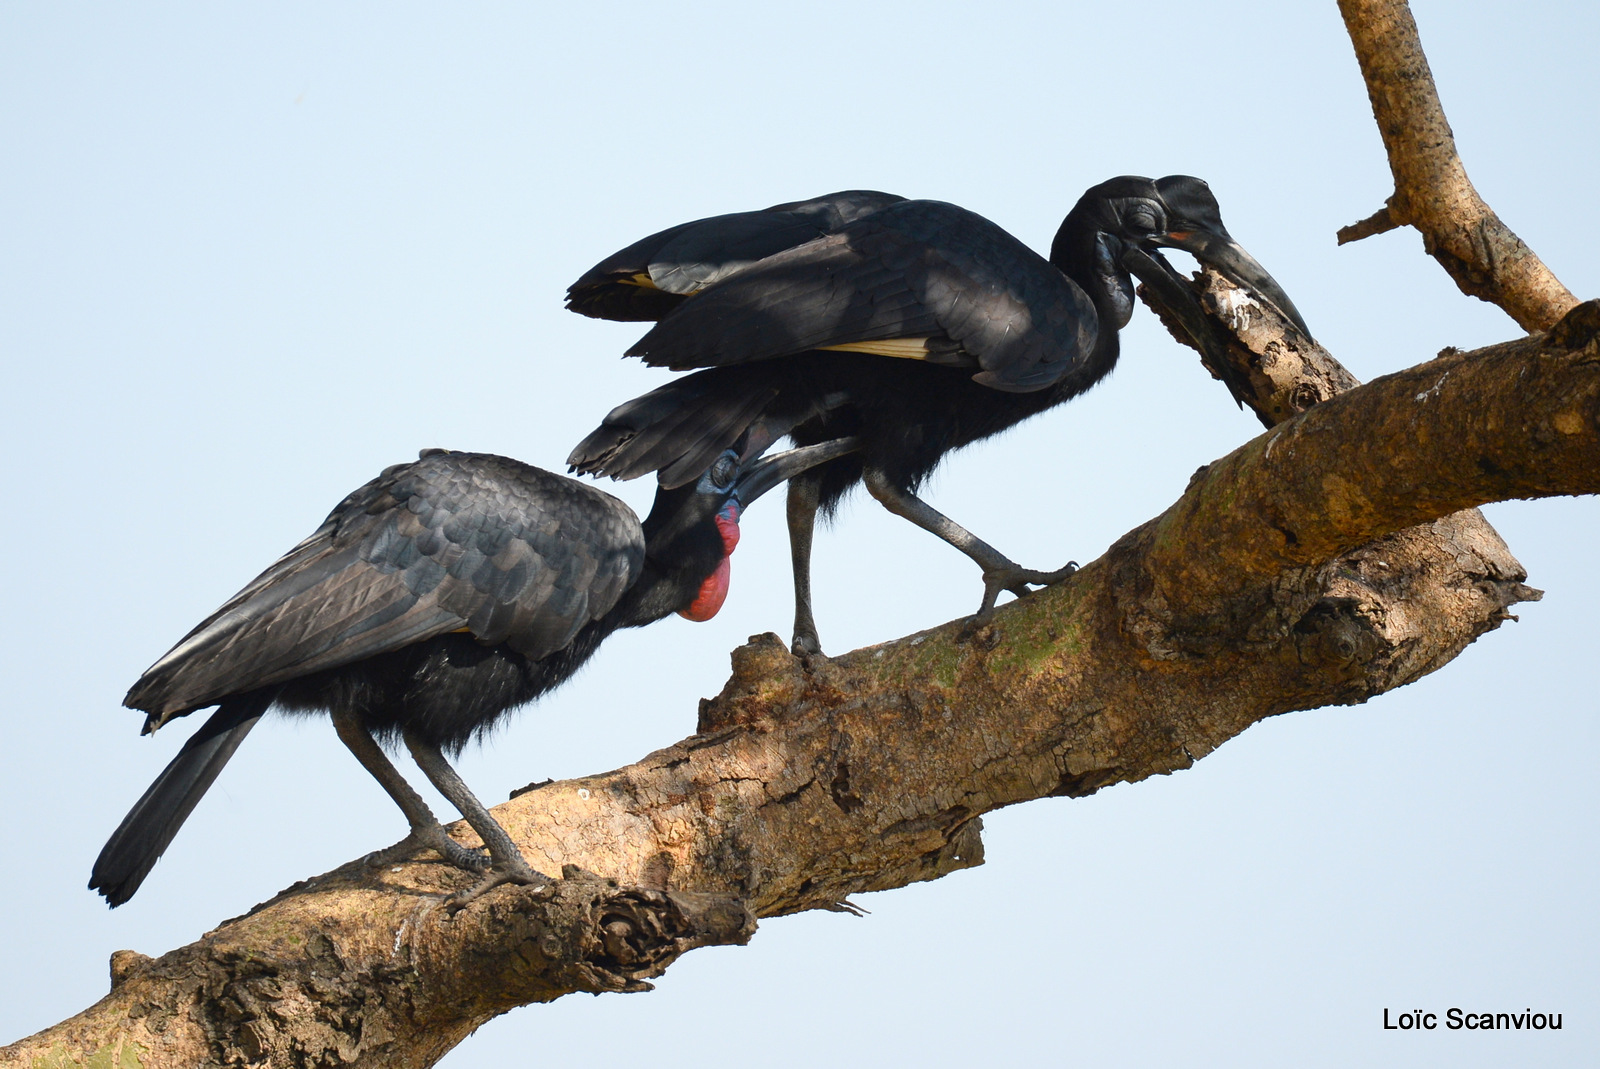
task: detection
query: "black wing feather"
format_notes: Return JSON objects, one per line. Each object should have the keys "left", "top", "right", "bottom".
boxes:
{"left": 128, "top": 452, "right": 645, "bottom": 725}
{"left": 624, "top": 231, "right": 941, "bottom": 366}
{"left": 623, "top": 200, "right": 1098, "bottom": 392}
{"left": 566, "top": 190, "right": 905, "bottom": 321}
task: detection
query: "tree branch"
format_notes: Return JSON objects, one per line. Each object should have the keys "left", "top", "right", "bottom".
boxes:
{"left": 1337, "top": 0, "right": 1574, "bottom": 329}
{"left": 1141, "top": 272, "right": 1359, "bottom": 432}
{"left": 5, "top": 872, "right": 755, "bottom": 1069}
{"left": 1337, "top": 0, "right": 1579, "bottom": 330}
{"left": 9, "top": 296, "right": 1597, "bottom": 1067}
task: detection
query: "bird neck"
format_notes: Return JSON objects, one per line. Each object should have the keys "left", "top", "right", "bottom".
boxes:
{"left": 1050, "top": 210, "right": 1135, "bottom": 367}
{"left": 603, "top": 561, "right": 690, "bottom": 631}
{"left": 607, "top": 502, "right": 736, "bottom": 631}
{"left": 604, "top": 554, "right": 722, "bottom": 632}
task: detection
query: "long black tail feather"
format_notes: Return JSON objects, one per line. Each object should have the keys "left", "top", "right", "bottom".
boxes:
{"left": 89, "top": 692, "right": 273, "bottom": 907}
{"left": 569, "top": 368, "right": 780, "bottom": 487}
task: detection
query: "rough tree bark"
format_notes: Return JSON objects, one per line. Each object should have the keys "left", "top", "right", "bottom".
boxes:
{"left": 5, "top": 4, "right": 1594, "bottom": 1066}
{"left": 1335, "top": 0, "right": 1579, "bottom": 331}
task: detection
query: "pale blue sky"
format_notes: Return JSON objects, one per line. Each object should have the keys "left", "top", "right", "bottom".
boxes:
{"left": 3, "top": 3, "right": 1596, "bottom": 1064}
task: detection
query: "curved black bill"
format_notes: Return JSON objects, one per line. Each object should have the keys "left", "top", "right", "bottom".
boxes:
{"left": 734, "top": 436, "right": 859, "bottom": 505}
{"left": 1121, "top": 244, "right": 1256, "bottom": 410}
{"left": 1154, "top": 230, "right": 1312, "bottom": 339}
{"left": 1121, "top": 245, "right": 1218, "bottom": 352}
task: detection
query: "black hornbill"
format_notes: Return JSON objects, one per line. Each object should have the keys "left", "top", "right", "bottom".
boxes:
{"left": 566, "top": 177, "right": 1309, "bottom": 653}
{"left": 90, "top": 438, "right": 852, "bottom": 909}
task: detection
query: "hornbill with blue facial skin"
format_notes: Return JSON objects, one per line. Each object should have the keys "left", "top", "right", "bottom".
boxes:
{"left": 566, "top": 176, "right": 1310, "bottom": 654}
{"left": 90, "top": 438, "right": 853, "bottom": 909}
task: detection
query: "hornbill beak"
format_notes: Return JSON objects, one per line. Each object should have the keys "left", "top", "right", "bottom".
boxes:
{"left": 1150, "top": 228, "right": 1313, "bottom": 340}
{"left": 733, "top": 436, "right": 859, "bottom": 505}
{"left": 1118, "top": 242, "right": 1258, "bottom": 409}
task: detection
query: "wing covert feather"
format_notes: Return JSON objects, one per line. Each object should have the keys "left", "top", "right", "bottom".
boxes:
{"left": 128, "top": 452, "right": 645, "bottom": 720}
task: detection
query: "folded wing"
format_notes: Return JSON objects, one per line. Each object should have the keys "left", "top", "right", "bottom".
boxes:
{"left": 620, "top": 199, "right": 1099, "bottom": 393}
{"left": 128, "top": 451, "right": 646, "bottom": 728}
{"left": 566, "top": 190, "right": 906, "bottom": 321}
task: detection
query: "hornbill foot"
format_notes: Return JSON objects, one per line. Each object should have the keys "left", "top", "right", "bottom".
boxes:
{"left": 369, "top": 825, "right": 491, "bottom": 873}
{"left": 443, "top": 856, "right": 556, "bottom": 914}
{"left": 976, "top": 560, "right": 1079, "bottom": 617}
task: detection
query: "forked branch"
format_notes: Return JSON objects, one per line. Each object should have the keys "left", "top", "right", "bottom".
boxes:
{"left": 1336, "top": 0, "right": 1579, "bottom": 330}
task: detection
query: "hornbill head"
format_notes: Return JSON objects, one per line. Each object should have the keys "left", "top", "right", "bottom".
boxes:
{"left": 1052, "top": 175, "right": 1310, "bottom": 399}
{"left": 642, "top": 436, "right": 858, "bottom": 620}
{"left": 1146, "top": 174, "right": 1310, "bottom": 336}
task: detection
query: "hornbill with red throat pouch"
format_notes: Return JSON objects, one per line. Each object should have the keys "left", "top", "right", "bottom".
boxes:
{"left": 567, "top": 176, "right": 1309, "bottom": 654}
{"left": 90, "top": 437, "right": 853, "bottom": 909}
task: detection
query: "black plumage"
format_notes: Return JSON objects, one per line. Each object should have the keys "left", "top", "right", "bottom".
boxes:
{"left": 566, "top": 189, "right": 907, "bottom": 322}
{"left": 91, "top": 440, "right": 851, "bottom": 909}
{"left": 567, "top": 176, "right": 1309, "bottom": 652}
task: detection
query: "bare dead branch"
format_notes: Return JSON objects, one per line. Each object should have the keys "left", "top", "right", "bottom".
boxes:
{"left": 1140, "top": 271, "right": 1360, "bottom": 431}
{"left": 1338, "top": 0, "right": 1579, "bottom": 330}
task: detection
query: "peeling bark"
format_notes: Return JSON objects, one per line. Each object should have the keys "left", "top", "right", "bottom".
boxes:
{"left": 1142, "top": 269, "right": 1359, "bottom": 432}
{"left": 5, "top": 871, "right": 752, "bottom": 1068}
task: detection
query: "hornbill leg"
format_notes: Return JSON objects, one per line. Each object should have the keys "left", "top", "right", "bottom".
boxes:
{"left": 402, "top": 730, "right": 553, "bottom": 911}
{"left": 787, "top": 473, "right": 824, "bottom": 656}
{"left": 863, "top": 469, "right": 1077, "bottom": 617}
{"left": 330, "top": 709, "right": 489, "bottom": 873}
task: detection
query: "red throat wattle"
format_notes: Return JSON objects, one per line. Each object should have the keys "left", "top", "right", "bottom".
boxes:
{"left": 678, "top": 504, "right": 742, "bottom": 622}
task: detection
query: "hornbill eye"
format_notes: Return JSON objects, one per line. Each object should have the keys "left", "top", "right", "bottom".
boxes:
{"left": 1124, "top": 204, "right": 1160, "bottom": 237}
{"left": 709, "top": 452, "right": 739, "bottom": 489}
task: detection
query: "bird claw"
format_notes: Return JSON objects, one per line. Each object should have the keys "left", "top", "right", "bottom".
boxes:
{"left": 443, "top": 860, "right": 556, "bottom": 914}
{"left": 977, "top": 560, "right": 1079, "bottom": 615}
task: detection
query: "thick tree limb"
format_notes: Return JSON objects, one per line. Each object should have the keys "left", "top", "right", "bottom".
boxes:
{"left": 5, "top": 871, "right": 755, "bottom": 1069}
{"left": 1337, "top": 0, "right": 1579, "bottom": 330}
{"left": 8, "top": 297, "right": 1596, "bottom": 1067}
